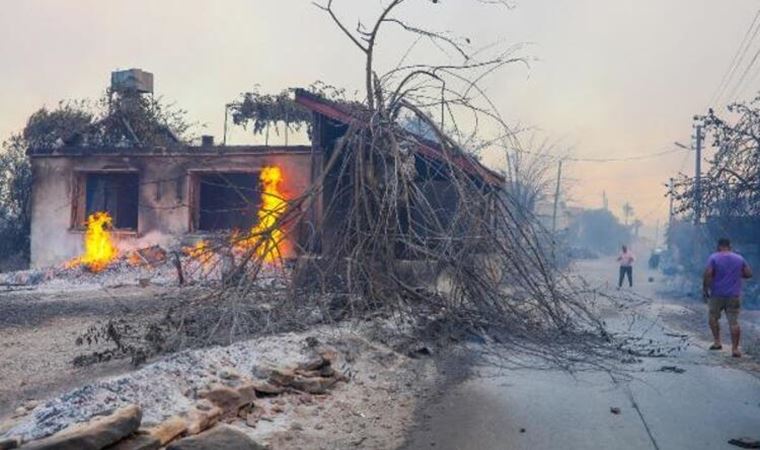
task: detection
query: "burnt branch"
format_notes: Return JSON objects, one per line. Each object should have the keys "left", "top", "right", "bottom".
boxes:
{"left": 76, "top": 0, "right": 624, "bottom": 371}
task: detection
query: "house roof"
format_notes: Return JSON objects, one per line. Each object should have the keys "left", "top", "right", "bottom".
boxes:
{"left": 27, "top": 145, "right": 313, "bottom": 157}
{"left": 294, "top": 89, "right": 505, "bottom": 187}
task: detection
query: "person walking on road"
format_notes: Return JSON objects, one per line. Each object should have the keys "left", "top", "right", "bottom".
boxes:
{"left": 617, "top": 245, "right": 635, "bottom": 289}
{"left": 703, "top": 238, "right": 753, "bottom": 358}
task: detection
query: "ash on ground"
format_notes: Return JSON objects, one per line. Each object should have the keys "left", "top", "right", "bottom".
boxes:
{"left": 1, "top": 325, "right": 437, "bottom": 450}
{"left": 0, "top": 244, "right": 288, "bottom": 294}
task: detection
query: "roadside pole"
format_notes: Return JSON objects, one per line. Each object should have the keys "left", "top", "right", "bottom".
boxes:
{"left": 551, "top": 160, "right": 563, "bottom": 236}
{"left": 551, "top": 160, "right": 563, "bottom": 264}
{"left": 654, "top": 219, "right": 660, "bottom": 248}
{"left": 668, "top": 177, "right": 674, "bottom": 250}
{"left": 694, "top": 124, "right": 703, "bottom": 225}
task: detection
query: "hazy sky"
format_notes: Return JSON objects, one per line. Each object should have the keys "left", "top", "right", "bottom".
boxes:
{"left": 1, "top": 0, "right": 757, "bottom": 230}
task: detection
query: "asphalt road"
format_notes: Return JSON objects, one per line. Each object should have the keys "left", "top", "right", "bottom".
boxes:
{"left": 403, "top": 258, "right": 760, "bottom": 450}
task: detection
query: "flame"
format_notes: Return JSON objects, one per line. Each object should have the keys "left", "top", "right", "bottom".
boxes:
{"left": 127, "top": 252, "right": 144, "bottom": 267}
{"left": 184, "top": 240, "right": 214, "bottom": 267}
{"left": 236, "top": 166, "right": 288, "bottom": 262}
{"left": 65, "top": 211, "right": 118, "bottom": 272}
{"left": 180, "top": 240, "right": 219, "bottom": 278}
{"left": 182, "top": 166, "right": 289, "bottom": 269}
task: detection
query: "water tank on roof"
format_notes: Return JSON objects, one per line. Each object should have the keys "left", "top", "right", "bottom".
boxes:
{"left": 111, "top": 68, "right": 154, "bottom": 94}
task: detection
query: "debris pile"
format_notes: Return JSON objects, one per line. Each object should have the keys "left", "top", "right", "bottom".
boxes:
{"left": 0, "top": 333, "right": 347, "bottom": 449}
{"left": 1, "top": 404, "right": 268, "bottom": 450}
{"left": 728, "top": 437, "right": 760, "bottom": 449}
{"left": 0, "top": 242, "right": 289, "bottom": 294}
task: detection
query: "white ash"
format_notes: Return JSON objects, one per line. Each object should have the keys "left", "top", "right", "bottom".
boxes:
{"left": 1, "top": 261, "right": 176, "bottom": 294}
{"left": 0, "top": 253, "right": 289, "bottom": 295}
{"left": 2, "top": 330, "right": 314, "bottom": 442}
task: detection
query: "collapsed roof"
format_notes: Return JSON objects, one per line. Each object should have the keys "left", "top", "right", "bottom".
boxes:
{"left": 294, "top": 89, "right": 505, "bottom": 187}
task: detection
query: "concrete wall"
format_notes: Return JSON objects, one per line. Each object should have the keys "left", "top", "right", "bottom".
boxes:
{"left": 30, "top": 148, "right": 318, "bottom": 268}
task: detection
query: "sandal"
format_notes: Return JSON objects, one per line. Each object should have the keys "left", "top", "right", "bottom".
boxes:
{"left": 709, "top": 344, "right": 723, "bottom": 350}
{"left": 732, "top": 351, "right": 742, "bottom": 358}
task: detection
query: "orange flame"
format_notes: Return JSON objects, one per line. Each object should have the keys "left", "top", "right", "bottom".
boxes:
{"left": 236, "top": 166, "right": 288, "bottom": 262}
{"left": 127, "top": 252, "right": 144, "bottom": 267}
{"left": 183, "top": 240, "right": 215, "bottom": 268}
{"left": 65, "top": 211, "right": 118, "bottom": 272}
{"left": 185, "top": 240, "right": 209, "bottom": 259}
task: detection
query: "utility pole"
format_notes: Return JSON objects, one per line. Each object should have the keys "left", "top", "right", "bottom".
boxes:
{"left": 668, "top": 178, "right": 675, "bottom": 228}
{"left": 694, "top": 124, "right": 703, "bottom": 225}
{"left": 622, "top": 202, "right": 633, "bottom": 226}
{"left": 551, "top": 160, "right": 563, "bottom": 235}
{"left": 667, "top": 177, "right": 675, "bottom": 250}
{"left": 654, "top": 219, "right": 660, "bottom": 248}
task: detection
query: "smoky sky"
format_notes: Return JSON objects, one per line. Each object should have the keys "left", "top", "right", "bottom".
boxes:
{"left": 0, "top": 0, "right": 756, "bottom": 229}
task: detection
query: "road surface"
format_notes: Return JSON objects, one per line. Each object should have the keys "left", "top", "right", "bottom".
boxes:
{"left": 403, "top": 257, "right": 760, "bottom": 450}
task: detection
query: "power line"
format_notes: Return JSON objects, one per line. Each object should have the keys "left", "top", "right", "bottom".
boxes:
{"left": 635, "top": 145, "right": 693, "bottom": 222}
{"left": 742, "top": 55, "right": 760, "bottom": 97}
{"left": 515, "top": 146, "right": 689, "bottom": 163}
{"left": 565, "top": 148, "right": 687, "bottom": 163}
{"left": 731, "top": 43, "right": 760, "bottom": 101}
{"left": 710, "top": 9, "right": 760, "bottom": 107}
{"left": 725, "top": 45, "right": 760, "bottom": 102}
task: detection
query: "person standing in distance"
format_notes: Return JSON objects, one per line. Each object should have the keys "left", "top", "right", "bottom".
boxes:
{"left": 703, "top": 238, "right": 753, "bottom": 358}
{"left": 617, "top": 245, "right": 635, "bottom": 289}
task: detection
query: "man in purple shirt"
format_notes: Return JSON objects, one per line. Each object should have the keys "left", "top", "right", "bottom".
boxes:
{"left": 703, "top": 238, "right": 753, "bottom": 357}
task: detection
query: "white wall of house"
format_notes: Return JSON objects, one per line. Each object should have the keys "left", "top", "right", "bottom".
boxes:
{"left": 29, "top": 148, "right": 318, "bottom": 268}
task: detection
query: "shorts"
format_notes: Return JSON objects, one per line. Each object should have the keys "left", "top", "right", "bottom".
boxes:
{"left": 708, "top": 297, "right": 741, "bottom": 326}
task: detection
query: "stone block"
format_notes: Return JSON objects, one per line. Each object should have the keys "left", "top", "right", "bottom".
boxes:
{"left": 105, "top": 432, "right": 160, "bottom": 450}
{"left": 166, "top": 425, "right": 265, "bottom": 450}
{"left": 185, "top": 406, "right": 222, "bottom": 436}
{"left": 21, "top": 405, "right": 141, "bottom": 450}
{"left": 147, "top": 416, "right": 187, "bottom": 445}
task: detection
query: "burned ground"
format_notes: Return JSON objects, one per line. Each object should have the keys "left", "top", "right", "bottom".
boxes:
{"left": 0, "top": 286, "right": 180, "bottom": 415}
{"left": 0, "top": 285, "right": 444, "bottom": 450}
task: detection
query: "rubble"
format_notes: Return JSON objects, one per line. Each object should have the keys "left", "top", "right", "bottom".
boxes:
{"left": 0, "top": 322, "right": 434, "bottom": 449}
{"left": 145, "top": 416, "right": 186, "bottom": 446}
{"left": 20, "top": 405, "right": 142, "bottom": 450}
{"left": 166, "top": 425, "right": 265, "bottom": 450}
{"left": 0, "top": 244, "right": 289, "bottom": 294}
{"left": 0, "top": 438, "right": 19, "bottom": 450}
{"left": 1, "top": 333, "right": 305, "bottom": 442}
{"left": 107, "top": 432, "right": 161, "bottom": 450}
{"left": 198, "top": 387, "right": 252, "bottom": 419}
{"left": 248, "top": 382, "right": 283, "bottom": 396}
{"left": 0, "top": 260, "right": 175, "bottom": 293}
{"left": 729, "top": 437, "right": 760, "bottom": 449}
{"left": 658, "top": 365, "right": 686, "bottom": 374}
{"left": 7, "top": 353, "right": 338, "bottom": 449}
{"left": 127, "top": 246, "right": 167, "bottom": 268}
{"left": 7, "top": 404, "right": 272, "bottom": 450}
{"left": 183, "top": 405, "right": 223, "bottom": 436}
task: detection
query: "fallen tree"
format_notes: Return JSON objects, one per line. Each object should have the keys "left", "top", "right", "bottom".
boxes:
{"left": 78, "top": 0, "right": 623, "bottom": 370}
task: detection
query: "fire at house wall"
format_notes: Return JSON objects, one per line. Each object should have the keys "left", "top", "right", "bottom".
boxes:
{"left": 29, "top": 147, "right": 320, "bottom": 268}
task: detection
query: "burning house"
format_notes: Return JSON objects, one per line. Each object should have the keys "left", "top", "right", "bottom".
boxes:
{"left": 28, "top": 70, "right": 503, "bottom": 270}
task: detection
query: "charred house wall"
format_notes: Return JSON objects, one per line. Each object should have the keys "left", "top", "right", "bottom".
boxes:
{"left": 29, "top": 147, "right": 320, "bottom": 268}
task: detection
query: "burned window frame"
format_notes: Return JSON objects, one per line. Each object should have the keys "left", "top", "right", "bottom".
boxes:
{"left": 188, "top": 169, "right": 263, "bottom": 233}
{"left": 71, "top": 170, "right": 140, "bottom": 232}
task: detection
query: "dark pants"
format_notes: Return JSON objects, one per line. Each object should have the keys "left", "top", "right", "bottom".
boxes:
{"left": 618, "top": 266, "right": 633, "bottom": 287}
